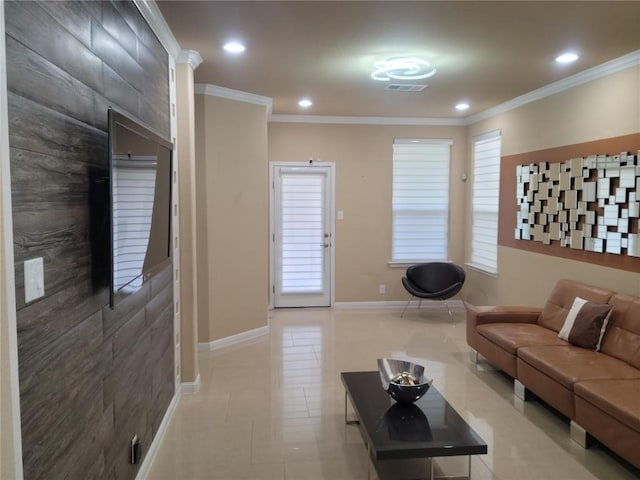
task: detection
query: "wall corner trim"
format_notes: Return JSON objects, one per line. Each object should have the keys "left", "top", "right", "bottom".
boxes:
{"left": 134, "top": 390, "right": 181, "bottom": 480}
{"left": 176, "top": 49, "right": 203, "bottom": 70}
{"left": 466, "top": 49, "right": 640, "bottom": 125}
{"left": 198, "top": 326, "right": 270, "bottom": 352}
{"left": 195, "top": 84, "right": 273, "bottom": 116}
{"left": 0, "top": 1, "right": 24, "bottom": 476}
{"left": 134, "top": 0, "right": 181, "bottom": 58}
{"left": 268, "top": 114, "right": 467, "bottom": 126}
{"left": 181, "top": 373, "right": 201, "bottom": 395}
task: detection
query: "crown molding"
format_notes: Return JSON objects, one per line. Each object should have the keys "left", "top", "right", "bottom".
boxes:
{"left": 118, "top": 10, "right": 640, "bottom": 128}
{"left": 269, "top": 114, "right": 467, "bottom": 126}
{"left": 269, "top": 50, "right": 640, "bottom": 126}
{"left": 466, "top": 49, "right": 640, "bottom": 125}
{"left": 176, "top": 49, "right": 203, "bottom": 70}
{"left": 134, "top": 0, "right": 181, "bottom": 59}
{"left": 195, "top": 84, "right": 273, "bottom": 115}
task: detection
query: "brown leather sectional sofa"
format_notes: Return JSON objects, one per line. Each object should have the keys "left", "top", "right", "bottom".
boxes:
{"left": 466, "top": 279, "right": 640, "bottom": 469}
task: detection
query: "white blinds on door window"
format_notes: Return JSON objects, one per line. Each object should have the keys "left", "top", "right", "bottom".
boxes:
{"left": 112, "top": 157, "right": 157, "bottom": 292}
{"left": 280, "top": 172, "right": 324, "bottom": 293}
{"left": 392, "top": 139, "right": 451, "bottom": 262}
{"left": 471, "top": 132, "right": 501, "bottom": 273}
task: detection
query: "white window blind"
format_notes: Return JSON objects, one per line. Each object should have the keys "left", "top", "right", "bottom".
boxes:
{"left": 392, "top": 139, "right": 451, "bottom": 262}
{"left": 112, "top": 156, "right": 157, "bottom": 292}
{"left": 280, "top": 172, "right": 324, "bottom": 293}
{"left": 470, "top": 131, "right": 501, "bottom": 273}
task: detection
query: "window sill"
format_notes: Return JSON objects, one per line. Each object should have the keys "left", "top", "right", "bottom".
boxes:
{"left": 389, "top": 260, "right": 452, "bottom": 268}
{"left": 465, "top": 262, "right": 498, "bottom": 278}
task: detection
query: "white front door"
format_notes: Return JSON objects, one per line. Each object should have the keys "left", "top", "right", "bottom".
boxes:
{"left": 271, "top": 163, "right": 334, "bottom": 308}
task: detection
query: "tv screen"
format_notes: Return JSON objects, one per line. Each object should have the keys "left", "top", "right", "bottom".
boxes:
{"left": 108, "top": 108, "right": 173, "bottom": 307}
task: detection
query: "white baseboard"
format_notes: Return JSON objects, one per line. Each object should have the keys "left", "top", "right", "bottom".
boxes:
{"left": 135, "top": 389, "right": 181, "bottom": 480}
{"left": 333, "top": 300, "right": 405, "bottom": 309}
{"left": 198, "top": 325, "right": 269, "bottom": 352}
{"left": 333, "top": 300, "right": 465, "bottom": 309}
{"left": 181, "top": 373, "right": 201, "bottom": 395}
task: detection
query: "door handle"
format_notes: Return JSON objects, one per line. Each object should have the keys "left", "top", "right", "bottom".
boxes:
{"left": 320, "top": 244, "right": 330, "bottom": 248}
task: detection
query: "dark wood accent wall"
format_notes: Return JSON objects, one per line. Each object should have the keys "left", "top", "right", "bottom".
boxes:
{"left": 5, "top": 2, "right": 174, "bottom": 479}
{"left": 498, "top": 133, "right": 640, "bottom": 273}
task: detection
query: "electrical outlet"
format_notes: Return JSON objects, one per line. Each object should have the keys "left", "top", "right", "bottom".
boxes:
{"left": 24, "top": 257, "right": 45, "bottom": 303}
{"left": 379, "top": 284, "right": 386, "bottom": 294}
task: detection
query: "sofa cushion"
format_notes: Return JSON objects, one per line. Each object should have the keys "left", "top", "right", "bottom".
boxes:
{"left": 477, "top": 323, "right": 566, "bottom": 355}
{"left": 517, "top": 345, "right": 640, "bottom": 391}
{"left": 537, "top": 279, "right": 613, "bottom": 333}
{"left": 558, "top": 297, "right": 612, "bottom": 350}
{"left": 599, "top": 294, "right": 640, "bottom": 369}
{"left": 575, "top": 379, "right": 640, "bottom": 433}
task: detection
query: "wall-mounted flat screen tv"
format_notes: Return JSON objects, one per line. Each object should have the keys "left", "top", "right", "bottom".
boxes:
{"left": 108, "top": 108, "right": 173, "bottom": 308}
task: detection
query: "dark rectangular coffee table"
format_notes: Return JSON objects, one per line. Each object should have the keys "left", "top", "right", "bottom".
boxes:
{"left": 341, "top": 371, "right": 487, "bottom": 479}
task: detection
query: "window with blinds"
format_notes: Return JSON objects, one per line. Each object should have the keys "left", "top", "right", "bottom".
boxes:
{"left": 392, "top": 139, "right": 451, "bottom": 262}
{"left": 279, "top": 172, "right": 324, "bottom": 293}
{"left": 470, "top": 131, "right": 501, "bottom": 273}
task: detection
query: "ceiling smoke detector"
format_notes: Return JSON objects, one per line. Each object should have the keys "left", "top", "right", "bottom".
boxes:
{"left": 384, "top": 84, "right": 428, "bottom": 92}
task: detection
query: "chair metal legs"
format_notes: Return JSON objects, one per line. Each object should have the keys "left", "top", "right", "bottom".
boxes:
{"left": 402, "top": 297, "right": 453, "bottom": 317}
{"left": 443, "top": 299, "right": 453, "bottom": 316}
{"left": 401, "top": 297, "right": 424, "bottom": 317}
{"left": 400, "top": 297, "right": 413, "bottom": 317}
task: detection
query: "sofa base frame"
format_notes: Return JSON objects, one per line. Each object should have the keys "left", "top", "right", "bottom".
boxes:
{"left": 470, "top": 349, "right": 479, "bottom": 364}
{"left": 570, "top": 420, "right": 590, "bottom": 448}
{"left": 514, "top": 379, "right": 530, "bottom": 401}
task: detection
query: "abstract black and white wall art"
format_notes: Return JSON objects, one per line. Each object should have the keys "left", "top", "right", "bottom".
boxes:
{"left": 516, "top": 151, "right": 640, "bottom": 256}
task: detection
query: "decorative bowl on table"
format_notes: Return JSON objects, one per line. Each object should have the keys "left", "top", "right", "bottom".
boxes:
{"left": 377, "top": 358, "right": 433, "bottom": 404}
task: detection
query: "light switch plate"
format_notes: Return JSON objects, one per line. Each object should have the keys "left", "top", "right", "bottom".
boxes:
{"left": 24, "top": 257, "right": 45, "bottom": 303}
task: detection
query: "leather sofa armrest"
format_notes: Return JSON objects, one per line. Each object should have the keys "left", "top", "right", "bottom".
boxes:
{"left": 467, "top": 305, "right": 542, "bottom": 327}
{"left": 466, "top": 305, "right": 542, "bottom": 350}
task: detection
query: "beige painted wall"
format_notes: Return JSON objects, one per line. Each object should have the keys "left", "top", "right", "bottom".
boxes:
{"left": 465, "top": 65, "right": 640, "bottom": 306}
{"left": 193, "top": 65, "right": 639, "bottom": 333}
{"left": 195, "top": 94, "right": 269, "bottom": 342}
{"left": 268, "top": 123, "right": 467, "bottom": 302}
{"left": 194, "top": 94, "right": 210, "bottom": 341}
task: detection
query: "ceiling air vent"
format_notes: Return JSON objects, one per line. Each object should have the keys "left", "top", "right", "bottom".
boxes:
{"left": 384, "top": 84, "right": 427, "bottom": 92}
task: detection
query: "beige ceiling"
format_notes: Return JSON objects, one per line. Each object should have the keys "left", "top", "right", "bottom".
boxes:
{"left": 157, "top": 1, "right": 640, "bottom": 119}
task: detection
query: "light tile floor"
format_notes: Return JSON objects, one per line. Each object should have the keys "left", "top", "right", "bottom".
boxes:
{"left": 147, "top": 307, "right": 640, "bottom": 480}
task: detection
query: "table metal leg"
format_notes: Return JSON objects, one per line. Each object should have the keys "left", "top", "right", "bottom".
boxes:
{"left": 344, "top": 391, "right": 360, "bottom": 425}
{"left": 427, "top": 456, "right": 472, "bottom": 480}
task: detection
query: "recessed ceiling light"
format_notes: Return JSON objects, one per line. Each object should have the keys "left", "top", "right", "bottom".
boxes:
{"left": 371, "top": 57, "right": 436, "bottom": 82}
{"left": 555, "top": 52, "right": 579, "bottom": 64}
{"left": 223, "top": 41, "right": 245, "bottom": 54}
{"left": 298, "top": 98, "right": 313, "bottom": 108}
{"left": 455, "top": 103, "right": 470, "bottom": 111}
